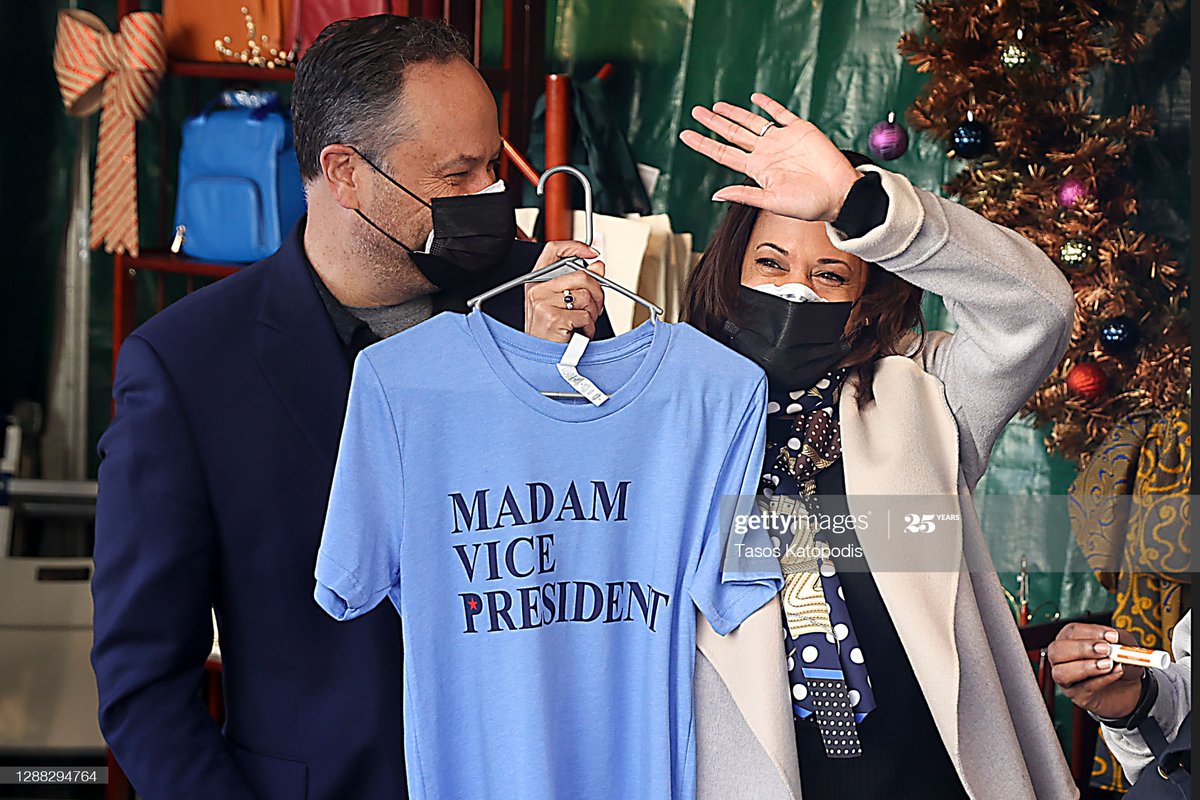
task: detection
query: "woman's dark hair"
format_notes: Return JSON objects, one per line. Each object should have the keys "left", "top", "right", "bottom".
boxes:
{"left": 683, "top": 151, "right": 925, "bottom": 408}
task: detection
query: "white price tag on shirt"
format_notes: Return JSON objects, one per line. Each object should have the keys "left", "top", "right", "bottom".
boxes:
{"left": 556, "top": 332, "right": 609, "bottom": 406}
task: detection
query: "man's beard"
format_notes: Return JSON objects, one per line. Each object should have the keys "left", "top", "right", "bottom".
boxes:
{"left": 352, "top": 194, "right": 436, "bottom": 296}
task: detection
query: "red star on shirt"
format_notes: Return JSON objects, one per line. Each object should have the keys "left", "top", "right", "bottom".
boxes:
{"left": 467, "top": 598, "right": 479, "bottom": 610}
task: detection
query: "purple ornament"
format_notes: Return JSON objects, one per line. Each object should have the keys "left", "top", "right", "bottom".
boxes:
{"left": 869, "top": 112, "right": 909, "bottom": 161}
{"left": 1057, "top": 176, "right": 1090, "bottom": 207}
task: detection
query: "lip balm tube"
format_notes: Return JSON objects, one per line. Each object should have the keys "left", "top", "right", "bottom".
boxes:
{"left": 1109, "top": 644, "right": 1171, "bottom": 670}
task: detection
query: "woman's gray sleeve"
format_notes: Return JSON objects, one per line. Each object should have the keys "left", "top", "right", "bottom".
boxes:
{"left": 827, "top": 166, "right": 1076, "bottom": 489}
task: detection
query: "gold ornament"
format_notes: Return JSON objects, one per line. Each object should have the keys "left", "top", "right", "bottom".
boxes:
{"left": 214, "top": 6, "right": 295, "bottom": 68}
{"left": 1059, "top": 238, "right": 1097, "bottom": 270}
{"left": 1000, "top": 29, "right": 1032, "bottom": 70}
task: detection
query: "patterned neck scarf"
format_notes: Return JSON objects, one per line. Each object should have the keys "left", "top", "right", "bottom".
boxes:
{"left": 759, "top": 367, "right": 876, "bottom": 759}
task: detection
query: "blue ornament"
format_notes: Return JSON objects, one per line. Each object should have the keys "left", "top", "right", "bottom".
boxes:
{"left": 1099, "top": 316, "right": 1140, "bottom": 354}
{"left": 951, "top": 112, "right": 989, "bottom": 159}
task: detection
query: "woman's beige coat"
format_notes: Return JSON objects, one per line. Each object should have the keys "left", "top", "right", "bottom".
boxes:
{"left": 695, "top": 166, "right": 1081, "bottom": 800}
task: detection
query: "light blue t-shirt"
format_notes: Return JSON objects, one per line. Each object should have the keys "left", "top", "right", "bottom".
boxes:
{"left": 315, "top": 309, "right": 781, "bottom": 800}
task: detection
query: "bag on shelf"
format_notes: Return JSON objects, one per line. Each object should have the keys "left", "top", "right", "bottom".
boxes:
{"left": 163, "top": 0, "right": 293, "bottom": 63}
{"left": 173, "top": 90, "right": 306, "bottom": 264}
{"left": 286, "top": 0, "right": 406, "bottom": 59}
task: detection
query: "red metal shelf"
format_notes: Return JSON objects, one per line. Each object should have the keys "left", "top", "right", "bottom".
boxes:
{"left": 117, "top": 250, "right": 244, "bottom": 279}
{"left": 166, "top": 61, "right": 506, "bottom": 91}
{"left": 167, "top": 59, "right": 295, "bottom": 81}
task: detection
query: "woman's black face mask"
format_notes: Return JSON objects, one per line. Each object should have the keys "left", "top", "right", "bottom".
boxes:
{"left": 350, "top": 146, "right": 516, "bottom": 290}
{"left": 722, "top": 285, "right": 855, "bottom": 390}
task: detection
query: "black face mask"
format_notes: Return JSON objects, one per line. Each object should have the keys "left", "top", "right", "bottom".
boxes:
{"left": 350, "top": 146, "right": 516, "bottom": 290}
{"left": 722, "top": 285, "right": 855, "bottom": 390}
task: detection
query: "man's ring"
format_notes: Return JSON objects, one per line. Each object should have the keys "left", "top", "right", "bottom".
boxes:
{"left": 563, "top": 290, "right": 575, "bottom": 310}
{"left": 758, "top": 121, "right": 774, "bottom": 137}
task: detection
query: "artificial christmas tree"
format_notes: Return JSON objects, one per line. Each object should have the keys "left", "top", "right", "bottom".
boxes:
{"left": 899, "top": 0, "right": 1189, "bottom": 463}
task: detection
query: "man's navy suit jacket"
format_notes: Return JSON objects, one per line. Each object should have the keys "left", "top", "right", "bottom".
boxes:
{"left": 92, "top": 220, "right": 612, "bottom": 800}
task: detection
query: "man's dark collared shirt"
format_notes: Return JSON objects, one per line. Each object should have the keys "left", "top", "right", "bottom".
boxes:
{"left": 308, "top": 263, "right": 382, "bottom": 361}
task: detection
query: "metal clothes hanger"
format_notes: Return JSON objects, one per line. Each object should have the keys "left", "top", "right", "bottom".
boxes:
{"left": 466, "top": 165, "right": 664, "bottom": 399}
{"left": 467, "top": 165, "right": 664, "bottom": 321}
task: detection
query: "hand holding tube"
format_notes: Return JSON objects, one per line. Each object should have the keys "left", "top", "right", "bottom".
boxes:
{"left": 1048, "top": 622, "right": 1149, "bottom": 720}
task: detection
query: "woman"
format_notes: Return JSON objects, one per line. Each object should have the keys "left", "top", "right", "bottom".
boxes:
{"left": 680, "top": 94, "right": 1080, "bottom": 800}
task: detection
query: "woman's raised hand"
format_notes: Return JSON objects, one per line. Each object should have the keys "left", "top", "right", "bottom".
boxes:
{"left": 680, "top": 92, "right": 863, "bottom": 223}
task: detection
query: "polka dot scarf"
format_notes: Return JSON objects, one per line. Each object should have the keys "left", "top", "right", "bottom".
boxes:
{"left": 760, "top": 367, "right": 876, "bottom": 759}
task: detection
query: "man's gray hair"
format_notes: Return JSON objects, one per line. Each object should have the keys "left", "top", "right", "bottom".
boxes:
{"left": 291, "top": 15, "right": 471, "bottom": 182}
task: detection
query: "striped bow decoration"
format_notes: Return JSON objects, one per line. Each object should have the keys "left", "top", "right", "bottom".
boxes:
{"left": 54, "top": 10, "right": 165, "bottom": 257}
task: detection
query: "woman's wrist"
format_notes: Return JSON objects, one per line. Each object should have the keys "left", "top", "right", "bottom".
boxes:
{"left": 831, "top": 171, "right": 888, "bottom": 239}
{"left": 825, "top": 167, "right": 926, "bottom": 264}
{"left": 826, "top": 169, "right": 864, "bottom": 221}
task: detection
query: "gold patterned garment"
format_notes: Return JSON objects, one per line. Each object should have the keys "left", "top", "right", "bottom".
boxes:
{"left": 1068, "top": 414, "right": 1152, "bottom": 592}
{"left": 1115, "top": 408, "right": 1190, "bottom": 649}
{"left": 1069, "top": 408, "right": 1191, "bottom": 792}
{"left": 768, "top": 494, "right": 833, "bottom": 641}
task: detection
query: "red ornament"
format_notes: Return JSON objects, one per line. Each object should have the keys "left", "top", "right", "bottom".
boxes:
{"left": 1066, "top": 363, "right": 1108, "bottom": 399}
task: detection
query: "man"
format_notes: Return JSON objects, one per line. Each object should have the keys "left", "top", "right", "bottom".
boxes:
{"left": 1049, "top": 611, "right": 1191, "bottom": 789}
{"left": 92, "top": 16, "right": 610, "bottom": 800}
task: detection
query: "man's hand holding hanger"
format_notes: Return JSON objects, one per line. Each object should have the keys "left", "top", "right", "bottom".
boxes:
{"left": 525, "top": 240, "right": 607, "bottom": 343}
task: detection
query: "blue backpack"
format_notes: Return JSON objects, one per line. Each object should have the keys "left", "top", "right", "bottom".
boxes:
{"left": 172, "top": 91, "right": 306, "bottom": 264}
